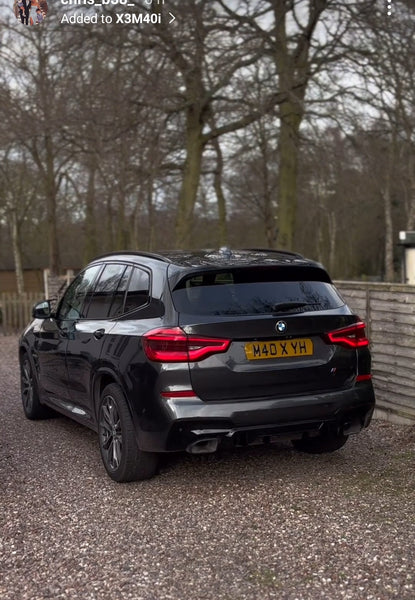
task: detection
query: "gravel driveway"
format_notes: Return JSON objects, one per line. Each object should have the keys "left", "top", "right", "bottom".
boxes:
{"left": 1, "top": 335, "right": 415, "bottom": 600}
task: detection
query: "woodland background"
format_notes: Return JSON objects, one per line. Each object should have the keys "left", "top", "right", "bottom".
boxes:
{"left": 0, "top": 0, "right": 414, "bottom": 292}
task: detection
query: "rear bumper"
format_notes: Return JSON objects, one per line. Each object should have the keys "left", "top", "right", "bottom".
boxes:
{"left": 137, "top": 382, "right": 375, "bottom": 453}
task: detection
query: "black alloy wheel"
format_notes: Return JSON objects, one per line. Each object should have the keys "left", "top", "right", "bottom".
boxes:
{"left": 99, "top": 393, "right": 123, "bottom": 472}
{"left": 98, "top": 383, "right": 158, "bottom": 482}
{"left": 20, "top": 354, "right": 50, "bottom": 419}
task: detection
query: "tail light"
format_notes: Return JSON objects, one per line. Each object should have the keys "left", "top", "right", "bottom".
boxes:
{"left": 324, "top": 322, "right": 369, "bottom": 349}
{"left": 142, "top": 327, "right": 230, "bottom": 362}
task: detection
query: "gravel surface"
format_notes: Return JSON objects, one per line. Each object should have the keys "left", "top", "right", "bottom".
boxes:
{"left": 1, "top": 335, "right": 415, "bottom": 600}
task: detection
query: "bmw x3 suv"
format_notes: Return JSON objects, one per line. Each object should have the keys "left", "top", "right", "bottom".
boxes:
{"left": 19, "top": 248, "right": 375, "bottom": 481}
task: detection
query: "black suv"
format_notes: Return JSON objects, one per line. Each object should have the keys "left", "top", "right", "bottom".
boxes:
{"left": 19, "top": 249, "right": 375, "bottom": 482}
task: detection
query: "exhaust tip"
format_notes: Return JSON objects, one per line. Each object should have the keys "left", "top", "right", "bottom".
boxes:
{"left": 186, "top": 438, "right": 219, "bottom": 455}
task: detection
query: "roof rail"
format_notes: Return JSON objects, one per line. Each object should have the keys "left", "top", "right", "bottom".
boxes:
{"left": 92, "top": 251, "right": 172, "bottom": 263}
{"left": 242, "top": 248, "right": 304, "bottom": 258}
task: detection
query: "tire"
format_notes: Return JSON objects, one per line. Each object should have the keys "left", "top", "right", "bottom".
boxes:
{"left": 20, "top": 354, "right": 50, "bottom": 420}
{"left": 98, "top": 383, "right": 158, "bottom": 482}
{"left": 292, "top": 430, "right": 349, "bottom": 454}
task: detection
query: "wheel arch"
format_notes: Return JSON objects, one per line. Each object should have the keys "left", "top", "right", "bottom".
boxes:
{"left": 92, "top": 367, "right": 146, "bottom": 449}
{"left": 92, "top": 368, "right": 124, "bottom": 421}
{"left": 19, "top": 344, "right": 38, "bottom": 383}
{"left": 19, "top": 343, "right": 30, "bottom": 363}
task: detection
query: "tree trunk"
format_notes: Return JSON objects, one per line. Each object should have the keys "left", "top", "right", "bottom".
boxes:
{"left": 116, "top": 193, "right": 129, "bottom": 250}
{"left": 383, "top": 185, "right": 394, "bottom": 282}
{"left": 146, "top": 185, "right": 155, "bottom": 251}
{"left": 131, "top": 177, "right": 153, "bottom": 251}
{"left": 384, "top": 136, "right": 396, "bottom": 282}
{"left": 261, "top": 125, "right": 276, "bottom": 249}
{"left": 406, "top": 153, "right": 415, "bottom": 229}
{"left": 11, "top": 210, "right": 25, "bottom": 295}
{"left": 44, "top": 133, "right": 60, "bottom": 276}
{"left": 271, "top": 0, "right": 328, "bottom": 251}
{"left": 212, "top": 137, "right": 228, "bottom": 246}
{"left": 105, "top": 194, "right": 114, "bottom": 252}
{"left": 383, "top": 186, "right": 394, "bottom": 281}
{"left": 116, "top": 161, "right": 129, "bottom": 250}
{"left": 84, "top": 162, "right": 98, "bottom": 263}
{"left": 276, "top": 103, "right": 302, "bottom": 251}
{"left": 264, "top": 192, "right": 277, "bottom": 249}
{"left": 175, "top": 109, "right": 204, "bottom": 249}
{"left": 328, "top": 212, "right": 337, "bottom": 274}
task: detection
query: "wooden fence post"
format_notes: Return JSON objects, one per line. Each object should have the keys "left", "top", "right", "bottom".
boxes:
{"left": 0, "top": 292, "right": 40, "bottom": 335}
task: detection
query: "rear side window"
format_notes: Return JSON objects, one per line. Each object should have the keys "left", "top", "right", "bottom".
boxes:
{"left": 86, "top": 265, "right": 150, "bottom": 318}
{"left": 124, "top": 268, "right": 150, "bottom": 313}
{"left": 86, "top": 263, "right": 128, "bottom": 319}
{"left": 109, "top": 266, "right": 132, "bottom": 318}
{"left": 172, "top": 268, "right": 344, "bottom": 316}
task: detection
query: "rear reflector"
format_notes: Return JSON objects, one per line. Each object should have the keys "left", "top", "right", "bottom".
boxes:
{"left": 356, "top": 374, "right": 372, "bottom": 382}
{"left": 324, "top": 322, "right": 369, "bottom": 349}
{"left": 161, "top": 390, "right": 196, "bottom": 398}
{"left": 142, "top": 327, "right": 230, "bottom": 362}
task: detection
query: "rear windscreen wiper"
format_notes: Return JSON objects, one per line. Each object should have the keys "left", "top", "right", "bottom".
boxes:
{"left": 272, "top": 302, "right": 308, "bottom": 313}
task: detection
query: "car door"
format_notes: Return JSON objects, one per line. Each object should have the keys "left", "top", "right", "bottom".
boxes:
{"left": 65, "top": 263, "right": 131, "bottom": 421}
{"left": 33, "top": 264, "right": 102, "bottom": 404}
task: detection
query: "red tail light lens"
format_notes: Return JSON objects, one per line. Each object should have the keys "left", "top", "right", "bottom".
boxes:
{"left": 324, "top": 322, "right": 369, "bottom": 349}
{"left": 142, "top": 327, "right": 230, "bottom": 362}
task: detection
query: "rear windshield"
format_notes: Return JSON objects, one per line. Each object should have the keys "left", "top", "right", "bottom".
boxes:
{"left": 172, "top": 268, "right": 344, "bottom": 316}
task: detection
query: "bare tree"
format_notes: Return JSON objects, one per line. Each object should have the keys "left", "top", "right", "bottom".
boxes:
{"left": 218, "top": 0, "right": 376, "bottom": 250}
{"left": 0, "top": 19, "right": 77, "bottom": 275}
{"left": 347, "top": 1, "right": 415, "bottom": 280}
{"left": 0, "top": 149, "right": 44, "bottom": 293}
{"left": 139, "top": 0, "right": 278, "bottom": 247}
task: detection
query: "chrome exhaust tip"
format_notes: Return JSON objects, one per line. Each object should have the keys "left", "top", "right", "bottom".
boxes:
{"left": 186, "top": 438, "right": 219, "bottom": 454}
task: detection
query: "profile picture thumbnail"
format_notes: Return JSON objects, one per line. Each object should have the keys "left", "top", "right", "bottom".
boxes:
{"left": 13, "top": 0, "right": 48, "bottom": 25}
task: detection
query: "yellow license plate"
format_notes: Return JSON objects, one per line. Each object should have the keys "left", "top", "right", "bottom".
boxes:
{"left": 245, "top": 338, "right": 313, "bottom": 360}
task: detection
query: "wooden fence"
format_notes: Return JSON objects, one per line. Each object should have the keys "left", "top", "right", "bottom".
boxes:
{"left": 0, "top": 293, "right": 40, "bottom": 335}
{"left": 337, "top": 282, "right": 415, "bottom": 425}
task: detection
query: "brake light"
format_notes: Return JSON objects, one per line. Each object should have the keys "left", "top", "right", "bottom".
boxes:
{"left": 142, "top": 327, "right": 230, "bottom": 362}
{"left": 325, "top": 322, "right": 369, "bottom": 349}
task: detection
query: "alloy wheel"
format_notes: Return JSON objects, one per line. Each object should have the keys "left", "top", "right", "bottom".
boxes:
{"left": 21, "top": 359, "right": 34, "bottom": 414}
{"left": 99, "top": 395, "right": 123, "bottom": 471}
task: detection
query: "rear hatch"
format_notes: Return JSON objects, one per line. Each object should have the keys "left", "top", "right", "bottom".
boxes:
{"left": 171, "top": 266, "right": 364, "bottom": 401}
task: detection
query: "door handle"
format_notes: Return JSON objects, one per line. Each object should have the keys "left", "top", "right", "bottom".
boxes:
{"left": 93, "top": 328, "right": 105, "bottom": 340}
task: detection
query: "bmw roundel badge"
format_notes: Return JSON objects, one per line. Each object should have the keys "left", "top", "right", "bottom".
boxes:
{"left": 276, "top": 320, "right": 287, "bottom": 334}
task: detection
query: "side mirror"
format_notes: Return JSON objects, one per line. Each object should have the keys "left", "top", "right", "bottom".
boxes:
{"left": 32, "top": 300, "right": 53, "bottom": 319}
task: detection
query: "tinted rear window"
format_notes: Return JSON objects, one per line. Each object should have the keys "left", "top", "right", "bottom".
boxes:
{"left": 172, "top": 269, "right": 344, "bottom": 316}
